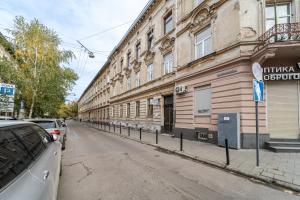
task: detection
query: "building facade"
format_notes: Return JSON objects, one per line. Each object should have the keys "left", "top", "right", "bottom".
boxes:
{"left": 79, "top": 0, "right": 300, "bottom": 149}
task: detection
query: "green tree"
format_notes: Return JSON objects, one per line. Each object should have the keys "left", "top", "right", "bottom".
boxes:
{"left": 8, "top": 16, "right": 78, "bottom": 118}
{"left": 58, "top": 101, "right": 78, "bottom": 119}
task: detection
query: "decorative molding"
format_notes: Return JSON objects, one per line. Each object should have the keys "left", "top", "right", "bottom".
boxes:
{"left": 131, "top": 59, "right": 142, "bottom": 73}
{"left": 159, "top": 36, "right": 175, "bottom": 55}
{"left": 124, "top": 67, "right": 132, "bottom": 78}
{"left": 253, "top": 48, "right": 278, "bottom": 64}
{"left": 189, "top": 8, "right": 213, "bottom": 33}
{"left": 143, "top": 50, "right": 155, "bottom": 65}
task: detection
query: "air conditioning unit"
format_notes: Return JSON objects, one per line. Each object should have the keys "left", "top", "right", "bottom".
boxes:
{"left": 175, "top": 85, "right": 187, "bottom": 95}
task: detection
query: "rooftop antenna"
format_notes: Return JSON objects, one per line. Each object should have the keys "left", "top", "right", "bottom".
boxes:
{"left": 77, "top": 40, "right": 95, "bottom": 58}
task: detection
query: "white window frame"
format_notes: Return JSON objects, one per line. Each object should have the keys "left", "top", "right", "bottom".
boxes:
{"left": 164, "top": 13, "right": 173, "bottom": 34}
{"left": 163, "top": 52, "right": 173, "bottom": 75}
{"left": 127, "top": 77, "right": 131, "bottom": 90}
{"left": 194, "top": 26, "right": 212, "bottom": 60}
{"left": 147, "top": 64, "right": 153, "bottom": 81}
{"left": 194, "top": 85, "right": 211, "bottom": 116}
{"left": 135, "top": 72, "right": 140, "bottom": 87}
{"left": 265, "top": 2, "right": 292, "bottom": 30}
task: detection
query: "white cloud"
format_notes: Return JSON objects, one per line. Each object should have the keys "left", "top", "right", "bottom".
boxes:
{"left": 0, "top": 0, "right": 149, "bottom": 100}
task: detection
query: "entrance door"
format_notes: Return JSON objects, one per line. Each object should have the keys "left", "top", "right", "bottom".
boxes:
{"left": 164, "top": 95, "right": 173, "bottom": 133}
{"left": 267, "top": 81, "right": 300, "bottom": 139}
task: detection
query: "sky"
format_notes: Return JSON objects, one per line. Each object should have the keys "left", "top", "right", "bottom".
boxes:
{"left": 0, "top": 0, "right": 149, "bottom": 101}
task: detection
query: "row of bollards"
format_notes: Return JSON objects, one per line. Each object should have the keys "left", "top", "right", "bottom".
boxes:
{"left": 88, "top": 121, "right": 230, "bottom": 166}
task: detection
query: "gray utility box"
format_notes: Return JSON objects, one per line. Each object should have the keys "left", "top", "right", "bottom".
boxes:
{"left": 218, "top": 113, "right": 240, "bottom": 149}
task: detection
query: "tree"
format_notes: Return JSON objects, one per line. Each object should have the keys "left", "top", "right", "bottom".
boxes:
{"left": 58, "top": 101, "right": 78, "bottom": 119}
{"left": 8, "top": 16, "right": 78, "bottom": 118}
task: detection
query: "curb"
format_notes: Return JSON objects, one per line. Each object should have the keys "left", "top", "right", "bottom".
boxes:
{"left": 89, "top": 125, "right": 300, "bottom": 194}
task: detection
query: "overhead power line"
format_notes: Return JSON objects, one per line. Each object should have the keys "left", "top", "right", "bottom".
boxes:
{"left": 79, "top": 20, "right": 134, "bottom": 41}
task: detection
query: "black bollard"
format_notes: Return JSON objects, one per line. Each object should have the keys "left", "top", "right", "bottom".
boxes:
{"left": 139, "top": 128, "right": 142, "bottom": 140}
{"left": 156, "top": 130, "right": 158, "bottom": 144}
{"left": 120, "top": 123, "right": 122, "bottom": 135}
{"left": 114, "top": 124, "right": 115, "bottom": 132}
{"left": 109, "top": 123, "right": 110, "bottom": 132}
{"left": 225, "top": 138, "right": 230, "bottom": 165}
{"left": 180, "top": 132, "right": 183, "bottom": 151}
{"left": 128, "top": 126, "right": 130, "bottom": 137}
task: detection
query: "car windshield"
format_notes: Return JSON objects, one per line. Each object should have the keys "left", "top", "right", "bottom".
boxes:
{"left": 32, "top": 121, "right": 56, "bottom": 129}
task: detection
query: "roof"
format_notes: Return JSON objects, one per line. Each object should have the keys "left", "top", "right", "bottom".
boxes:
{"left": 78, "top": 0, "right": 156, "bottom": 102}
{"left": 0, "top": 121, "right": 33, "bottom": 128}
{"left": 23, "top": 118, "right": 57, "bottom": 122}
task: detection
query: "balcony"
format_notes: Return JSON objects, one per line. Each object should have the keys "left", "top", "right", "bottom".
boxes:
{"left": 254, "top": 23, "right": 300, "bottom": 52}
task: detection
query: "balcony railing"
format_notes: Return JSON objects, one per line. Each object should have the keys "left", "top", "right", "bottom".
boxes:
{"left": 254, "top": 22, "right": 300, "bottom": 52}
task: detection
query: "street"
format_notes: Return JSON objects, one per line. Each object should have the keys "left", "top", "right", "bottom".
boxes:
{"left": 58, "top": 121, "right": 299, "bottom": 200}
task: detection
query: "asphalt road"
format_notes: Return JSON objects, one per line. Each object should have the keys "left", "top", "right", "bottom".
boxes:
{"left": 58, "top": 121, "right": 299, "bottom": 200}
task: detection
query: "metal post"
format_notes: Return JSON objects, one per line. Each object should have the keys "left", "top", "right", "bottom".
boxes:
{"left": 120, "top": 123, "right": 122, "bottom": 135}
{"left": 128, "top": 126, "right": 130, "bottom": 137}
{"left": 156, "top": 130, "right": 158, "bottom": 144}
{"left": 114, "top": 124, "right": 115, "bottom": 132}
{"left": 180, "top": 132, "right": 183, "bottom": 151}
{"left": 225, "top": 138, "right": 230, "bottom": 165}
{"left": 101, "top": 122, "right": 102, "bottom": 129}
{"left": 139, "top": 128, "right": 142, "bottom": 140}
{"left": 256, "top": 101, "right": 260, "bottom": 166}
{"left": 109, "top": 123, "right": 110, "bottom": 132}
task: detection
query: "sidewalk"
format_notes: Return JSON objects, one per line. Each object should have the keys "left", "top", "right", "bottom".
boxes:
{"left": 86, "top": 122, "right": 300, "bottom": 192}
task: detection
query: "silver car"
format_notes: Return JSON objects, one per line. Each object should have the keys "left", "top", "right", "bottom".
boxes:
{"left": 0, "top": 121, "right": 62, "bottom": 200}
{"left": 25, "top": 119, "right": 67, "bottom": 150}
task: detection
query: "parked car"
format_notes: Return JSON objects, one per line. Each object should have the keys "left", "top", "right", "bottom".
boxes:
{"left": 0, "top": 121, "right": 62, "bottom": 200}
{"left": 0, "top": 116, "right": 17, "bottom": 120}
{"left": 24, "top": 119, "right": 67, "bottom": 150}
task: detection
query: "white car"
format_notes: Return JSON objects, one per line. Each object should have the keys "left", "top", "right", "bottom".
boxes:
{"left": 25, "top": 119, "right": 67, "bottom": 150}
{"left": 0, "top": 121, "right": 62, "bottom": 200}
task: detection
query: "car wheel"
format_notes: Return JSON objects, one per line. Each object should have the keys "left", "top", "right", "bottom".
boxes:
{"left": 59, "top": 161, "right": 62, "bottom": 176}
{"left": 62, "top": 137, "right": 66, "bottom": 150}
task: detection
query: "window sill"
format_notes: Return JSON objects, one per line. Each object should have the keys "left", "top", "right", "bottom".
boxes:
{"left": 194, "top": 114, "right": 211, "bottom": 117}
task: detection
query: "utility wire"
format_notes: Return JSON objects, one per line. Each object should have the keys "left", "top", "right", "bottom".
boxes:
{"left": 79, "top": 20, "right": 134, "bottom": 40}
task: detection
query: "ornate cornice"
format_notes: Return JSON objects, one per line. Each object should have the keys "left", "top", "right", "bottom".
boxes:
{"left": 159, "top": 36, "right": 175, "bottom": 55}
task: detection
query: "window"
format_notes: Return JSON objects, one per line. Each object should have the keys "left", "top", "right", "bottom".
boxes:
{"left": 120, "top": 59, "right": 124, "bottom": 72}
{"left": 147, "top": 64, "right": 153, "bottom": 81}
{"left": 107, "top": 74, "right": 110, "bottom": 83}
{"left": 195, "top": 26, "right": 212, "bottom": 59}
{"left": 127, "top": 103, "right": 130, "bottom": 118}
{"left": 0, "top": 128, "right": 33, "bottom": 189}
{"left": 265, "top": 3, "right": 291, "bottom": 30}
{"left": 147, "top": 98, "right": 153, "bottom": 117}
{"left": 120, "top": 104, "right": 123, "bottom": 118}
{"left": 136, "top": 101, "right": 140, "bottom": 117}
{"left": 163, "top": 52, "right": 173, "bottom": 75}
{"left": 31, "top": 125, "right": 52, "bottom": 144}
{"left": 136, "top": 42, "right": 141, "bottom": 60}
{"left": 127, "top": 52, "right": 131, "bottom": 68}
{"left": 147, "top": 29, "right": 154, "bottom": 49}
{"left": 114, "top": 65, "right": 117, "bottom": 76}
{"left": 164, "top": 12, "right": 173, "bottom": 34}
{"left": 194, "top": 86, "right": 211, "bottom": 115}
{"left": 31, "top": 120, "right": 56, "bottom": 129}
{"left": 127, "top": 77, "right": 131, "bottom": 90}
{"left": 135, "top": 72, "right": 140, "bottom": 87}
